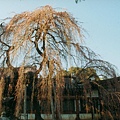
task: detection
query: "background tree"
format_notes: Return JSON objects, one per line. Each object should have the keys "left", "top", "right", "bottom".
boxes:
{"left": 75, "top": 0, "right": 85, "bottom": 4}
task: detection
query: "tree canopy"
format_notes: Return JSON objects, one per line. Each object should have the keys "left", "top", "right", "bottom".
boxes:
{"left": 63, "top": 67, "right": 100, "bottom": 81}
{"left": 0, "top": 5, "right": 83, "bottom": 119}
{"left": 75, "top": 0, "right": 85, "bottom": 3}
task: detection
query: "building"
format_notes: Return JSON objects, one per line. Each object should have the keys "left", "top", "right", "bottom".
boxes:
{"left": 0, "top": 68, "right": 120, "bottom": 120}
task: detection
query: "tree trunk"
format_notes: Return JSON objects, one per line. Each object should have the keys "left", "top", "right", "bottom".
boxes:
{"left": 75, "top": 95, "right": 80, "bottom": 120}
{"left": 50, "top": 95, "right": 55, "bottom": 120}
{"left": 34, "top": 98, "right": 44, "bottom": 120}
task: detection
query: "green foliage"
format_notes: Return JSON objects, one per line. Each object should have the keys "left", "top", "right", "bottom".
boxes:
{"left": 75, "top": 0, "right": 85, "bottom": 3}
{"left": 68, "top": 67, "right": 100, "bottom": 81}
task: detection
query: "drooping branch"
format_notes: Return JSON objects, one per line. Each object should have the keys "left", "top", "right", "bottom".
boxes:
{"left": 0, "top": 23, "right": 14, "bottom": 68}
{"left": 34, "top": 40, "right": 43, "bottom": 56}
{"left": 6, "top": 46, "right": 14, "bottom": 68}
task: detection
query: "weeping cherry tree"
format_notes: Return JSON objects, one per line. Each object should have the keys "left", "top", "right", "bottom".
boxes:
{"left": 0, "top": 5, "right": 119, "bottom": 120}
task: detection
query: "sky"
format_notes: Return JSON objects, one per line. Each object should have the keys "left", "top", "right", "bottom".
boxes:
{"left": 0, "top": 0, "right": 120, "bottom": 73}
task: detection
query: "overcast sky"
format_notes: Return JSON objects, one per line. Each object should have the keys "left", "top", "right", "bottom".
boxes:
{"left": 0, "top": 0, "right": 120, "bottom": 73}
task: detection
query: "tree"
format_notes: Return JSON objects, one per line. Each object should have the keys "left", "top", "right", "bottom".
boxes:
{"left": 65, "top": 67, "right": 99, "bottom": 81}
{"left": 0, "top": 5, "right": 82, "bottom": 120}
{"left": 0, "top": 5, "right": 119, "bottom": 120}
{"left": 75, "top": 0, "right": 85, "bottom": 4}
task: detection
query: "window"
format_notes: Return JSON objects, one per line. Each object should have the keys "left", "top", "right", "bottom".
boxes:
{"left": 62, "top": 99, "right": 75, "bottom": 113}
